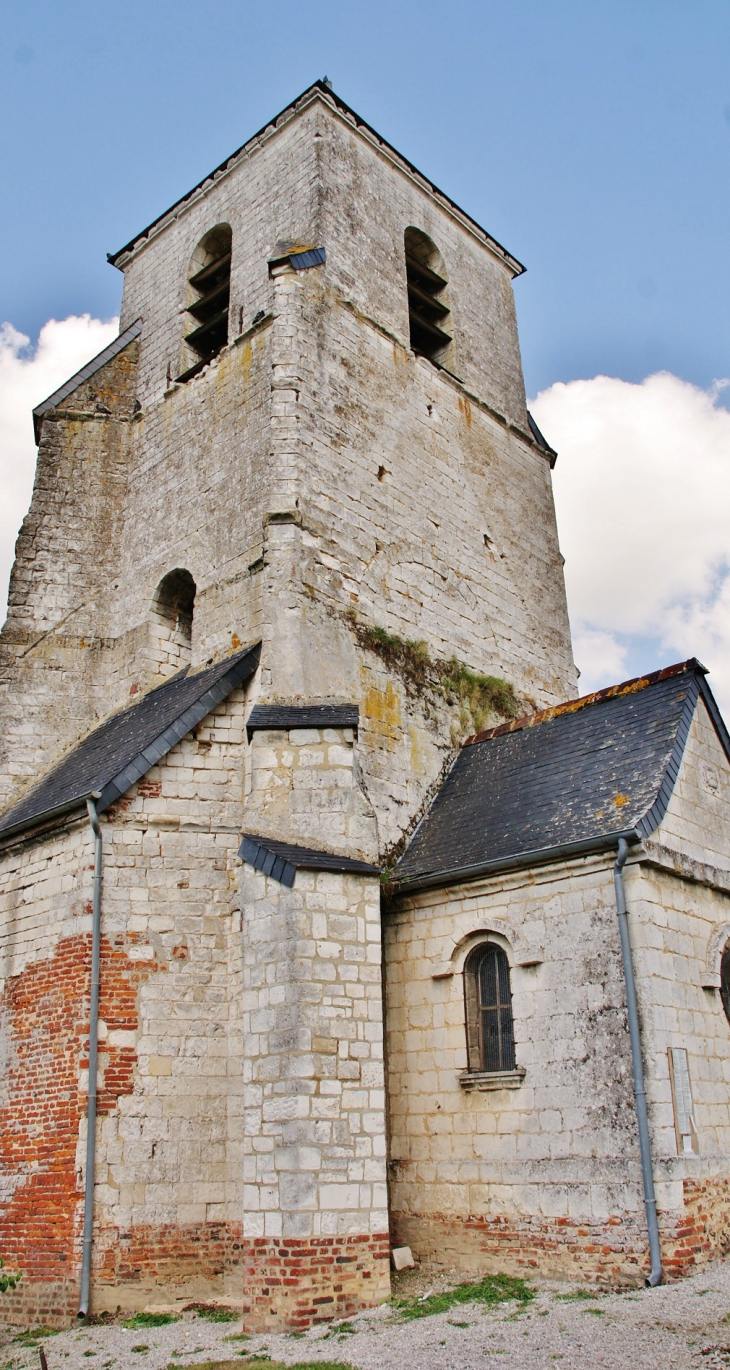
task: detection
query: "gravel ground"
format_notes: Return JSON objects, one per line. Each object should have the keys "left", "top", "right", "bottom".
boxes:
{"left": 4, "top": 1261, "right": 730, "bottom": 1370}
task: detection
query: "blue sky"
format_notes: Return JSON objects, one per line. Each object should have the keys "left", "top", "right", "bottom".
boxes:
{"left": 2, "top": 0, "right": 730, "bottom": 704}
{"left": 3, "top": 0, "right": 730, "bottom": 399}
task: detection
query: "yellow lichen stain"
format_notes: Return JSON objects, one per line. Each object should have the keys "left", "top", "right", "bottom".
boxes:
{"left": 458, "top": 395, "right": 472, "bottom": 429}
{"left": 239, "top": 339, "right": 253, "bottom": 386}
{"left": 231, "top": 633, "right": 242, "bottom": 650}
{"left": 409, "top": 724, "right": 429, "bottom": 779}
{"left": 364, "top": 678, "right": 401, "bottom": 742}
{"left": 613, "top": 793, "right": 630, "bottom": 807}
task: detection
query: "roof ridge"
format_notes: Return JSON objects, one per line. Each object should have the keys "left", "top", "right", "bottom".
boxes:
{"left": 463, "top": 658, "right": 706, "bottom": 747}
{"left": 107, "top": 82, "right": 523, "bottom": 276}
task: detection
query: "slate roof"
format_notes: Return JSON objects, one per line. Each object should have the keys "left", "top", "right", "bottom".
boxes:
{"left": 239, "top": 834, "right": 380, "bottom": 889}
{"left": 0, "top": 643, "right": 260, "bottom": 841}
{"left": 395, "top": 659, "right": 730, "bottom": 892}
{"left": 246, "top": 703, "right": 359, "bottom": 737}
{"left": 33, "top": 319, "right": 142, "bottom": 443}
{"left": 107, "top": 82, "right": 524, "bottom": 278}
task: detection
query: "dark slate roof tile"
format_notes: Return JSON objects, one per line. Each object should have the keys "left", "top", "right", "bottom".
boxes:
{"left": 239, "top": 833, "right": 379, "bottom": 888}
{"left": 396, "top": 660, "right": 726, "bottom": 891}
{"left": 246, "top": 703, "right": 358, "bottom": 736}
{"left": 0, "top": 643, "right": 260, "bottom": 839}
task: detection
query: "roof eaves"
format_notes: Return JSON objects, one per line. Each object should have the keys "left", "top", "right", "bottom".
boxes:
{"left": 394, "top": 828, "right": 642, "bottom": 896}
{"left": 33, "top": 318, "right": 142, "bottom": 444}
{"left": 239, "top": 832, "right": 380, "bottom": 889}
{"left": 527, "top": 411, "right": 557, "bottom": 467}
{"left": 108, "top": 82, "right": 524, "bottom": 278}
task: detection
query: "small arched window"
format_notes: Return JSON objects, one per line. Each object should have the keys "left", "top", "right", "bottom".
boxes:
{"left": 148, "top": 568, "right": 196, "bottom": 678}
{"left": 179, "top": 224, "right": 232, "bottom": 382}
{"left": 404, "top": 227, "right": 452, "bottom": 363}
{"left": 464, "top": 942, "right": 516, "bottom": 1073}
{"left": 721, "top": 945, "right": 730, "bottom": 1025}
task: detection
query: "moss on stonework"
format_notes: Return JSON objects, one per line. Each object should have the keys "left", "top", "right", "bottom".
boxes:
{"left": 349, "top": 617, "right": 520, "bottom": 734}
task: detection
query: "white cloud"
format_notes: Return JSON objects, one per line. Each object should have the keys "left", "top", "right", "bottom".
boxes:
{"left": 0, "top": 314, "right": 118, "bottom": 618}
{"left": 532, "top": 371, "right": 730, "bottom": 711}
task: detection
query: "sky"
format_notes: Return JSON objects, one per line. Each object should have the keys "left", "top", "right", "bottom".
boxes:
{"left": 1, "top": 0, "right": 730, "bottom": 705}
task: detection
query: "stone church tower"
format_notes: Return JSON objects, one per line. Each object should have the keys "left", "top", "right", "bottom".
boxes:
{"left": 0, "top": 82, "right": 576, "bottom": 1326}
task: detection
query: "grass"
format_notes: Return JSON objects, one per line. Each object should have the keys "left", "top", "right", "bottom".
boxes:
{"left": 191, "top": 1306, "right": 238, "bottom": 1323}
{"left": 348, "top": 618, "right": 520, "bottom": 733}
{"left": 554, "top": 1289, "right": 603, "bottom": 1302}
{"left": 391, "top": 1272, "right": 533, "bottom": 1321}
{"left": 123, "top": 1312, "right": 179, "bottom": 1329}
{"left": 322, "top": 1321, "right": 357, "bottom": 1338}
{"left": 14, "top": 1327, "right": 60, "bottom": 1346}
{"left": 169, "top": 1363, "right": 352, "bottom": 1370}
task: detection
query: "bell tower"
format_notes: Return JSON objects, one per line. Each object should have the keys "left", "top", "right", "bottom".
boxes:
{"left": 0, "top": 82, "right": 576, "bottom": 1327}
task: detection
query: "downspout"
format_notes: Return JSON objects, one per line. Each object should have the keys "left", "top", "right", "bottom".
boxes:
{"left": 79, "top": 796, "right": 102, "bottom": 1318}
{"left": 614, "top": 837, "right": 662, "bottom": 1286}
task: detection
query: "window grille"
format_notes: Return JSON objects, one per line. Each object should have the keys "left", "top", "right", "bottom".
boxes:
{"left": 464, "top": 942, "right": 516, "bottom": 1073}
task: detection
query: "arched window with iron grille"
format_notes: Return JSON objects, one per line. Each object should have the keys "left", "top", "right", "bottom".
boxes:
{"left": 463, "top": 942, "right": 516, "bottom": 1073}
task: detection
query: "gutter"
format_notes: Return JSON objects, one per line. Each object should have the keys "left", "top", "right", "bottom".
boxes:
{"left": 614, "top": 837, "right": 662, "bottom": 1286}
{"left": 79, "top": 796, "right": 103, "bottom": 1318}
{"left": 393, "top": 828, "right": 641, "bottom": 896}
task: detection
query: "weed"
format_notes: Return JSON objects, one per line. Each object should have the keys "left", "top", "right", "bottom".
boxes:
{"left": 323, "top": 1321, "right": 356, "bottom": 1338}
{"left": 391, "top": 1272, "right": 533, "bottom": 1320}
{"left": 223, "top": 1333, "right": 252, "bottom": 1342}
{"left": 192, "top": 1306, "right": 238, "bottom": 1323}
{"left": 349, "top": 619, "right": 520, "bottom": 733}
{"left": 14, "top": 1328, "right": 60, "bottom": 1347}
{"left": 123, "top": 1312, "right": 179, "bottom": 1329}
{"left": 170, "top": 1362, "right": 352, "bottom": 1370}
{"left": 447, "top": 1319, "right": 470, "bottom": 1327}
{"left": 582, "top": 1308, "right": 606, "bottom": 1316}
{"left": 131, "top": 1347, "right": 149, "bottom": 1355}
{"left": 554, "top": 1289, "right": 602, "bottom": 1302}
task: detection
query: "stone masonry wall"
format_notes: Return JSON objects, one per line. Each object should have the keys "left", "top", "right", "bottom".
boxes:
{"left": 385, "top": 855, "right": 653, "bottom": 1284}
{"left": 239, "top": 724, "right": 389, "bottom": 1328}
{"left": 0, "top": 687, "right": 252, "bottom": 1320}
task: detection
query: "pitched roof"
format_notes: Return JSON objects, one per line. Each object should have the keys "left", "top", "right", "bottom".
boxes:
{"left": 32, "top": 318, "right": 142, "bottom": 443}
{"left": 246, "top": 703, "right": 359, "bottom": 737}
{"left": 239, "top": 834, "right": 379, "bottom": 889}
{"left": 395, "top": 659, "right": 730, "bottom": 892}
{"left": 0, "top": 643, "right": 260, "bottom": 841}
{"left": 107, "top": 82, "right": 524, "bottom": 277}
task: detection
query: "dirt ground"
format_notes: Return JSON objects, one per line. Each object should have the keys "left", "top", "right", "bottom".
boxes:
{"left": 4, "top": 1260, "right": 730, "bottom": 1370}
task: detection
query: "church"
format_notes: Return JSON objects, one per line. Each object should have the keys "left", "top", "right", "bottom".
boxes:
{"left": 1, "top": 81, "right": 730, "bottom": 1331}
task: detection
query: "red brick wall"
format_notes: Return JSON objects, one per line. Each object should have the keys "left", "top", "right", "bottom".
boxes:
{"left": 662, "top": 1178, "right": 730, "bottom": 1278}
{"left": 242, "top": 1233, "right": 391, "bottom": 1331}
{"left": 0, "top": 931, "right": 156, "bottom": 1323}
{"left": 393, "top": 1211, "right": 649, "bottom": 1287}
{"left": 94, "top": 1220, "right": 243, "bottom": 1289}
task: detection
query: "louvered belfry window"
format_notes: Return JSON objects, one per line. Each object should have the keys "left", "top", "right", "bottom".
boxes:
{"left": 404, "top": 227, "right": 452, "bottom": 362}
{"left": 179, "top": 225, "right": 232, "bottom": 381}
{"left": 464, "top": 943, "right": 516, "bottom": 1073}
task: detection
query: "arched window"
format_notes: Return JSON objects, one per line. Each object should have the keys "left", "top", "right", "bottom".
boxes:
{"left": 148, "top": 568, "right": 196, "bottom": 678}
{"left": 179, "top": 224, "right": 232, "bottom": 382}
{"left": 463, "top": 942, "right": 516, "bottom": 1073}
{"left": 404, "top": 227, "right": 452, "bottom": 363}
{"left": 721, "top": 944, "right": 730, "bottom": 1025}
